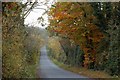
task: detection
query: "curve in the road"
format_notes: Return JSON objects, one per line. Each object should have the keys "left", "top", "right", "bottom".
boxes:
{"left": 38, "top": 46, "right": 91, "bottom": 79}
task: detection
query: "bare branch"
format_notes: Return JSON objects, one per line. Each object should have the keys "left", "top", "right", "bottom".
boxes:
{"left": 34, "top": 8, "right": 47, "bottom": 11}
{"left": 23, "top": 2, "right": 37, "bottom": 19}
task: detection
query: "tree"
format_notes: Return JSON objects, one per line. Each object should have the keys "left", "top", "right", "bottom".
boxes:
{"left": 48, "top": 2, "right": 104, "bottom": 68}
{"left": 90, "top": 2, "right": 120, "bottom": 76}
{"left": 105, "top": 2, "right": 120, "bottom": 76}
{"left": 2, "top": 2, "right": 45, "bottom": 78}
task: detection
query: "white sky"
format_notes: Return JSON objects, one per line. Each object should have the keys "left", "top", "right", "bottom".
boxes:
{"left": 23, "top": 0, "right": 55, "bottom": 28}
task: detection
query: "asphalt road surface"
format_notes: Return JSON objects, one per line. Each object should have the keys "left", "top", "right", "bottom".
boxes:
{"left": 38, "top": 46, "right": 93, "bottom": 80}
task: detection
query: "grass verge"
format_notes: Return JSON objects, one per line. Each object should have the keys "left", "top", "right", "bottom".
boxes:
{"left": 50, "top": 57, "right": 118, "bottom": 79}
{"left": 23, "top": 52, "right": 40, "bottom": 78}
{"left": 24, "top": 64, "right": 39, "bottom": 78}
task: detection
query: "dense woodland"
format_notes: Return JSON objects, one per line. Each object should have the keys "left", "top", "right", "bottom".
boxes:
{"left": 1, "top": 1, "right": 120, "bottom": 78}
{"left": 2, "top": 2, "right": 45, "bottom": 78}
{"left": 47, "top": 2, "right": 120, "bottom": 77}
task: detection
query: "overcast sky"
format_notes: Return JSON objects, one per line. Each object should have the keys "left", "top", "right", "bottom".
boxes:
{"left": 24, "top": 0, "right": 54, "bottom": 28}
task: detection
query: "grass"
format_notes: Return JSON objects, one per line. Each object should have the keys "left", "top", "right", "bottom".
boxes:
{"left": 50, "top": 57, "right": 119, "bottom": 79}
{"left": 24, "top": 64, "right": 39, "bottom": 78}
{"left": 24, "top": 52, "right": 40, "bottom": 78}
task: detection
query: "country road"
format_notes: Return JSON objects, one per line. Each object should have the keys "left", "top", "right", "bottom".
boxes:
{"left": 38, "top": 46, "right": 92, "bottom": 79}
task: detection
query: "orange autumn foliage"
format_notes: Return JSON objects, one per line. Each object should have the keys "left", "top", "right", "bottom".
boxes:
{"left": 48, "top": 2, "right": 104, "bottom": 68}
